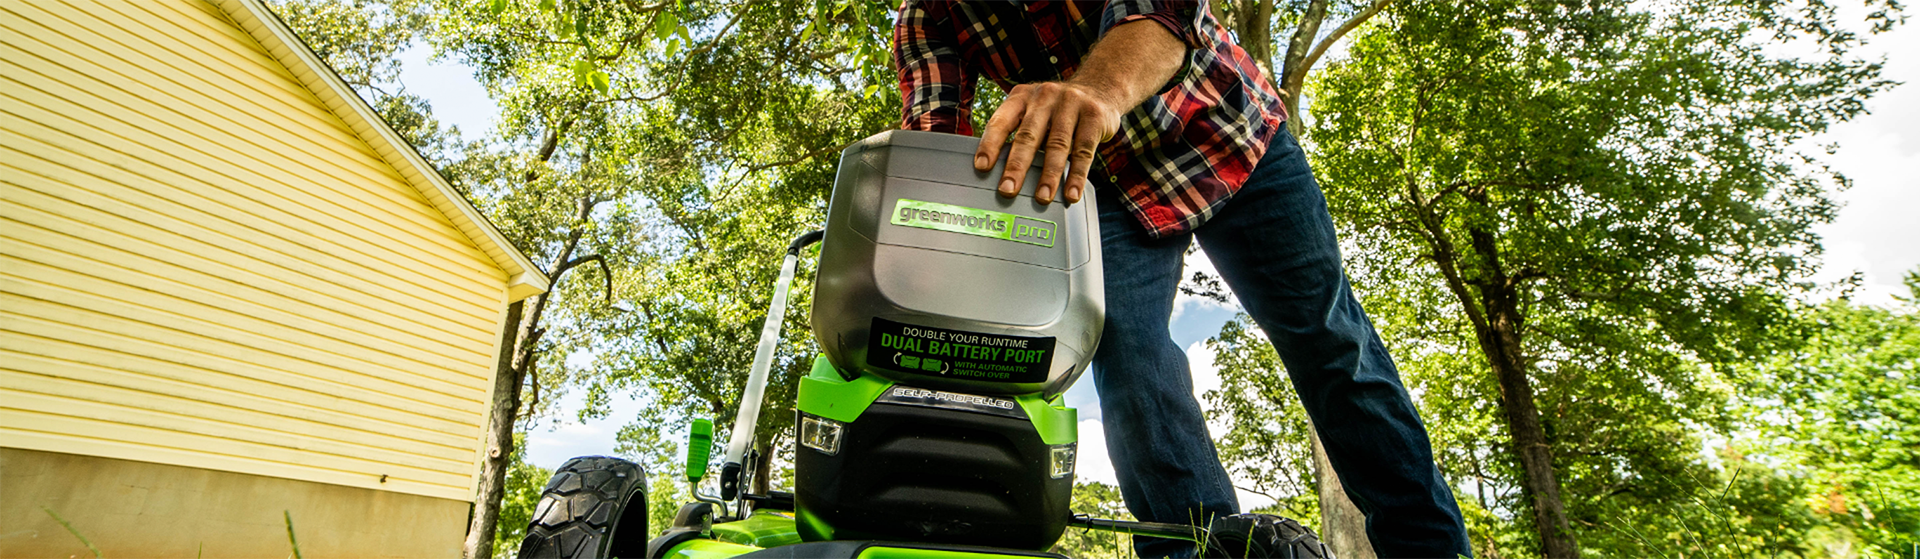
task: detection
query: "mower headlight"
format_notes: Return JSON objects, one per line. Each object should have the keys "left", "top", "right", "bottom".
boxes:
{"left": 800, "top": 415, "right": 843, "bottom": 455}
{"left": 1049, "top": 444, "right": 1076, "bottom": 479}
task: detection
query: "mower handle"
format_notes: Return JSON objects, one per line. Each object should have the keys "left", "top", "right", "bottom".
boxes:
{"left": 719, "top": 229, "right": 827, "bottom": 502}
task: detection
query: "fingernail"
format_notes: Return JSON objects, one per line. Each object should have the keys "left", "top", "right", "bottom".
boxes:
{"left": 1037, "top": 187, "right": 1052, "bottom": 203}
{"left": 1000, "top": 178, "right": 1016, "bottom": 194}
{"left": 975, "top": 154, "right": 989, "bottom": 169}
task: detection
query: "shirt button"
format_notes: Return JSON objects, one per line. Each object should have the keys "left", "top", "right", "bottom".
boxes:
{"left": 1049, "top": 55, "right": 1059, "bottom": 64}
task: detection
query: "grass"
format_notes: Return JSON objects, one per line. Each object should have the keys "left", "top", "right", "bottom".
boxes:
{"left": 285, "top": 510, "right": 303, "bottom": 559}
{"left": 41, "top": 506, "right": 101, "bottom": 559}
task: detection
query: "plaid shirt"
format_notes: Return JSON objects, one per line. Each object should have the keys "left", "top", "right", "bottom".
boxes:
{"left": 893, "top": 0, "right": 1286, "bottom": 238}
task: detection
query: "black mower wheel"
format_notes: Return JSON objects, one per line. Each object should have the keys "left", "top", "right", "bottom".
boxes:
{"left": 1202, "top": 513, "right": 1331, "bottom": 559}
{"left": 517, "top": 456, "right": 650, "bottom": 559}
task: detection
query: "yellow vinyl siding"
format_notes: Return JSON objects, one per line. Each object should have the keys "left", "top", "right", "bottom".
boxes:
{"left": 0, "top": 0, "right": 516, "bottom": 501}
{"left": 6, "top": 5, "right": 505, "bottom": 303}
{"left": 3, "top": 147, "right": 498, "bottom": 367}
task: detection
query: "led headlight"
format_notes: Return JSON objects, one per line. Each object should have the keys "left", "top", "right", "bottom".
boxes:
{"left": 1049, "top": 444, "right": 1076, "bottom": 479}
{"left": 799, "top": 415, "right": 843, "bottom": 455}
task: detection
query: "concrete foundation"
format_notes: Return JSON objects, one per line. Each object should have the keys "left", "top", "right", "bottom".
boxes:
{"left": 0, "top": 448, "right": 469, "bottom": 558}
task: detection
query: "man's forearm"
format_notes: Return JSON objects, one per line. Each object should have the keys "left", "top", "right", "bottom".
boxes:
{"left": 1070, "top": 19, "right": 1188, "bottom": 118}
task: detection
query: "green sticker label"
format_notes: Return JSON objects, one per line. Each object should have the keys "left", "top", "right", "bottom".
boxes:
{"left": 868, "top": 318, "right": 1055, "bottom": 383}
{"left": 890, "top": 199, "right": 1057, "bottom": 248}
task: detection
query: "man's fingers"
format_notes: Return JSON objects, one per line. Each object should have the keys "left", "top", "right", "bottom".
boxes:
{"left": 976, "top": 87, "right": 1028, "bottom": 172}
{"left": 1062, "top": 120, "right": 1102, "bottom": 204}
{"left": 1038, "top": 107, "right": 1080, "bottom": 203}
{"left": 1000, "top": 91, "right": 1055, "bottom": 199}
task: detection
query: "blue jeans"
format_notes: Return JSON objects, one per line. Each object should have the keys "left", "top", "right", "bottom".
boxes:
{"left": 1090, "top": 127, "right": 1472, "bottom": 558}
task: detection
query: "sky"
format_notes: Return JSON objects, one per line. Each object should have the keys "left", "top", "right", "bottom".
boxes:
{"left": 393, "top": 16, "right": 1919, "bottom": 511}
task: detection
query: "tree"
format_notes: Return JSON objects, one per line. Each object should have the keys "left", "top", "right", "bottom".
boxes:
{"left": 489, "top": 435, "right": 553, "bottom": 558}
{"left": 1052, "top": 482, "right": 1138, "bottom": 559}
{"left": 1308, "top": 0, "right": 1897, "bottom": 556}
{"left": 1207, "top": 0, "right": 1391, "bottom": 136}
{"left": 1202, "top": 318, "right": 1321, "bottom": 526}
{"left": 271, "top": 0, "right": 465, "bottom": 163}
{"left": 1743, "top": 274, "right": 1920, "bottom": 556}
{"left": 405, "top": 1, "right": 900, "bottom": 555}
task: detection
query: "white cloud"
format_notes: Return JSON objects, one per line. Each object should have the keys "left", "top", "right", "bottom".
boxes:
{"left": 524, "top": 391, "right": 646, "bottom": 470}
{"left": 1061, "top": 345, "right": 1277, "bottom": 513}
{"left": 1186, "top": 341, "right": 1230, "bottom": 439}
{"left": 1810, "top": 122, "right": 1920, "bottom": 305}
{"left": 1075, "top": 419, "right": 1119, "bottom": 486}
{"left": 1171, "top": 248, "right": 1237, "bottom": 324}
{"left": 1804, "top": 17, "right": 1920, "bottom": 305}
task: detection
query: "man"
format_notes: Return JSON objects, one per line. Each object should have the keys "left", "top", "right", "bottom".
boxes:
{"left": 892, "top": 1, "right": 1471, "bottom": 557}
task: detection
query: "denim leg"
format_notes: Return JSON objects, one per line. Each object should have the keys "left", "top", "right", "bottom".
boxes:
{"left": 1090, "top": 186, "right": 1240, "bottom": 559}
{"left": 1194, "top": 128, "right": 1472, "bottom": 558}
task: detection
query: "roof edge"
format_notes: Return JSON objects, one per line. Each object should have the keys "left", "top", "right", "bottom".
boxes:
{"left": 218, "top": 0, "right": 551, "bottom": 302}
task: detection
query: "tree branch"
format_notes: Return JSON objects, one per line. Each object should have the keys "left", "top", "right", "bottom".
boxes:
{"left": 523, "top": 115, "right": 577, "bottom": 183}
{"left": 553, "top": 254, "right": 615, "bottom": 303}
{"left": 1302, "top": 0, "right": 1392, "bottom": 77}
{"left": 744, "top": 139, "right": 860, "bottom": 174}
{"left": 1281, "top": 0, "right": 1329, "bottom": 95}
{"left": 637, "top": 301, "right": 674, "bottom": 356}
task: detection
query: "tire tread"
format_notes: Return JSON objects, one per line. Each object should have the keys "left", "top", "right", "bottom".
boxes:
{"left": 517, "top": 456, "right": 648, "bottom": 559}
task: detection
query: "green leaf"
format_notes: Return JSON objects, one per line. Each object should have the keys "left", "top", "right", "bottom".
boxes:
{"left": 665, "top": 37, "right": 680, "bottom": 57}
{"left": 572, "top": 59, "right": 593, "bottom": 87}
{"left": 861, "top": 83, "right": 878, "bottom": 99}
{"left": 590, "top": 70, "right": 610, "bottom": 94}
{"left": 488, "top": 0, "right": 509, "bottom": 16}
{"left": 537, "top": 0, "right": 555, "bottom": 13}
{"left": 654, "top": 10, "right": 678, "bottom": 40}
{"left": 800, "top": 21, "right": 815, "bottom": 42}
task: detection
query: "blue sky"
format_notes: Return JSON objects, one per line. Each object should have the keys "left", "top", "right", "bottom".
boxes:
{"left": 393, "top": 19, "right": 1920, "bottom": 510}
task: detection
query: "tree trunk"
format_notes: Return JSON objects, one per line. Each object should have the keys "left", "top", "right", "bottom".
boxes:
{"left": 1483, "top": 313, "right": 1577, "bottom": 558}
{"left": 1310, "top": 424, "right": 1376, "bottom": 559}
{"left": 465, "top": 299, "right": 527, "bottom": 559}
{"left": 1232, "top": 0, "right": 1277, "bottom": 79}
{"left": 1278, "top": 0, "right": 1327, "bottom": 137}
{"left": 1412, "top": 177, "right": 1577, "bottom": 558}
{"left": 459, "top": 102, "right": 593, "bottom": 559}
{"left": 461, "top": 191, "right": 605, "bottom": 559}
{"left": 751, "top": 442, "right": 774, "bottom": 496}
{"left": 1465, "top": 226, "right": 1578, "bottom": 558}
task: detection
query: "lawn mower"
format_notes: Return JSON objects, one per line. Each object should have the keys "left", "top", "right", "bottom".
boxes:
{"left": 513, "top": 130, "right": 1329, "bottom": 559}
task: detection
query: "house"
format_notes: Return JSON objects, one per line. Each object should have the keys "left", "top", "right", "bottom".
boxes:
{"left": 1, "top": 0, "right": 547, "bottom": 556}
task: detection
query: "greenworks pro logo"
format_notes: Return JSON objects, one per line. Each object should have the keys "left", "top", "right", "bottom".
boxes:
{"left": 890, "top": 199, "right": 1057, "bottom": 248}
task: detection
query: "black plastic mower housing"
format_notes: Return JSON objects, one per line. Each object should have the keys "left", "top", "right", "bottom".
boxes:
{"left": 793, "top": 399, "right": 1073, "bottom": 550}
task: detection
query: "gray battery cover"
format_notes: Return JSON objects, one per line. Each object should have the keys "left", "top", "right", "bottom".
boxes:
{"left": 811, "top": 130, "right": 1103, "bottom": 398}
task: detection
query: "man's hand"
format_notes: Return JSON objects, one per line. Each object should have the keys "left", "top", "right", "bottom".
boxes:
{"left": 976, "top": 83, "right": 1123, "bottom": 205}
{"left": 973, "top": 18, "right": 1188, "bottom": 204}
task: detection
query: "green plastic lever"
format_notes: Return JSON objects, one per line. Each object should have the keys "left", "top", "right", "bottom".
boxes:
{"left": 686, "top": 418, "right": 713, "bottom": 483}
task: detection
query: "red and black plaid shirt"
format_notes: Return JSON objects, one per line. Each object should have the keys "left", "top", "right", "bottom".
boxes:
{"left": 893, "top": 0, "right": 1286, "bottom": 238}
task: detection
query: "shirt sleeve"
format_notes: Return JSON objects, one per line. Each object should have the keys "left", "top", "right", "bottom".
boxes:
{"left": 1100, "top": 0, "right": 1210, "bottom": 93}
{"left": 1100, "top": 0, "right": 1207, "bottom": 48}
{"left": 893, "top": 0, "right": 976, "bottom": 135}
